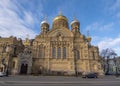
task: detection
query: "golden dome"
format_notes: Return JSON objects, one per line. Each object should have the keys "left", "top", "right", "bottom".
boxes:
{"left": 53, "top": 15, "right": 68, "bottom": 22}
{"left": 87, "top": 36, "right": 92, "bottom": 42}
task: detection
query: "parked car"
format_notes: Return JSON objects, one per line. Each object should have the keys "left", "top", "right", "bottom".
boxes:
{"left": 0, "top": 72, "right": 6, "bottom": 77}
{"left": 115, "top": 73, "right": 120, "bottom": 77}
{"left": 0, "top": 72, "right": 4, "bottom": 77}
{"left": 82, "top": 72, "right": 98, "bottom": 78}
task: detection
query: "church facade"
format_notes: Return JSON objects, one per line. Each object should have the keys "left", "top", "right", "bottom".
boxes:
{"left": 0, "top": 14, "right": 103, "bottom": 76}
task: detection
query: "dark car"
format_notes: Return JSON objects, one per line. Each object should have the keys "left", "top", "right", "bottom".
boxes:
{"left": 82, "top": 72, "right": 98, "bottom": 78}
{"left": 115, "top": 73, "right": 120, "bottom": 77}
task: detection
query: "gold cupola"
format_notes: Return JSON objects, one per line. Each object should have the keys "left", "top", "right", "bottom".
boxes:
{"left": 87, "top": 36, "right": 92, "bottom": 42}
{"left": 86, "top": 31, "right": 92, "bottom": 43}
{"left": 53, "top": 15, "right": 68, "bottom": 22}
{"left": 52, "top": 13, "right": 69, "bottom": 29}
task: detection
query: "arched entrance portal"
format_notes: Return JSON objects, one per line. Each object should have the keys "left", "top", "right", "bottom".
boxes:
{"left": 20, "top": 63, "right": 28, "bottom": 74}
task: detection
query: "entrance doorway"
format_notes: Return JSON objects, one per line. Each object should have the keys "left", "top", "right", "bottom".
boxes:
{"left": 20, "top": 63, "right": 28, "bottom": 74}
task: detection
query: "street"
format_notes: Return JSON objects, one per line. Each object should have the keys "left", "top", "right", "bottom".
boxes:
{"left": 0, "top": 75, "right": 120, "bottom": 86}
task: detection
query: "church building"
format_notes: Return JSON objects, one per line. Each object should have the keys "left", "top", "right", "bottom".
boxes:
{"left": 0, "top": 13, "right": 103, "bottom": 76}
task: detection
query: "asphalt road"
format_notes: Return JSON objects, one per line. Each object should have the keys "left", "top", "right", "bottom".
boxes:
{"left": 0, "top": 75, "right": 120, "bottom": 86}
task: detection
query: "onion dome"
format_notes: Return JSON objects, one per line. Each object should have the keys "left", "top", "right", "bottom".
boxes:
{"left": 40, "top": 16, "right": 49, "bottom": 27}
{"left": 41, "top": 20, "right": 49, "bottom": 27}
{"left": 53, "top": 15, "right": 68, "bottom": 23}
{"left": 71, "top": 17, "right": 80, "bottom": 33}
{"left": 52, "top": 13, "right": 68, "bottom": 29}
{"left": 41, "top": 20, "right": 49, "bottom": 25}
{"left": 87, "top": 36, "right": 92, "bottom": 42}
{"left": 71, "top": 17, "right": 80, "bottom": 26}
{"left": 40, "top": 17, "right": 49, "bottom": 34}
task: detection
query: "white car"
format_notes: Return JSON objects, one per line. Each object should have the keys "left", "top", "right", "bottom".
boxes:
{"left": 0, "top": 72, "right": 4, "bottom": 77}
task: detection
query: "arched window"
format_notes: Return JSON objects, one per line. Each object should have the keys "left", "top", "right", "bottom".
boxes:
{"left": 93, "top": 51, "right": 95, "bottom": 60}
{"left": 75, "top": 50, "right": 80, "bottom": 59}
{"left": 58, "top": 47, "right": 61, "bottom": 59}
{"left": 52, "top": 47, "right": 56, "bottom": 58}
{"left": 39, "top": 45, "right": 44, "bottom": 58}
{"left": 77, "top": 50, "right": 80, "bottom": 59}
{"left": 63, "top": 47, "right": 66, "bottom": 59}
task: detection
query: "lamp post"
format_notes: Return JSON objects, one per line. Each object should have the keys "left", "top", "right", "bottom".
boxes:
{"left": 72, "top": 47, "right": 77, "bottom": 77}
{"left": 114, "top": 57, "right": 118, "bottom": 76}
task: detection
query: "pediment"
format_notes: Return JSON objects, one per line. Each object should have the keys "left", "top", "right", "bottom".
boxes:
{"left": 48, "top": 28, "right": 73, "bottom": 37}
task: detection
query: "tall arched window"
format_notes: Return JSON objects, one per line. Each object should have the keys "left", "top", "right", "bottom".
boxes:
{"left": 58, "top": 47, "right": 61, "bottom": 59}
{"left": 93, "top": 51, "right": 95, "bottom": 60}
{"left": 52, "top": 47, "right": 56, "bottom": 58}
{"left": 39, "top": 45, "right": 44, "bottom": 58}
{"left": 75, "top": 50, "right": 80, "bottom": 59}
{"left": 63, "top": 47, "right": 66, "bottom": 59}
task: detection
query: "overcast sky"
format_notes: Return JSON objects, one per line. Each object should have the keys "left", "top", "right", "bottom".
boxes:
{"left": 0, "top": 0, "right": 120, "bottom": 56}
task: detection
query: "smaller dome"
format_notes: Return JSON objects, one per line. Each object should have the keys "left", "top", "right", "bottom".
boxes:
{"left": 71, "top": 17, "right": 80, "bottom": 25}
{"left": 40, "top": 16, "right": 49, "bottom": 26}
{"left": 40, "top": 20, "right": 49, "bottom": 26}
{"left": 87, "top": 36, "right": 92, "bottom": 42}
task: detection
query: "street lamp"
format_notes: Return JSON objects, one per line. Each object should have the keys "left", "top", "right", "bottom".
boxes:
{"left": 72, "top": 47, "right": 78, "bottom": 77}
{"left": 114, "top": 57, "right": 118, "bottom": 76}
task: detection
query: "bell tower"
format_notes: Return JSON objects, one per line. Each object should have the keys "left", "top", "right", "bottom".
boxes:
{"left": 40, "top": 17, "right": 49, "bottom": 34}
{"left": 71, "top": 17, "right": 80, "bottom": 33}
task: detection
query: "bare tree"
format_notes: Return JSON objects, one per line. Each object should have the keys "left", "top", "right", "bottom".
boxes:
{"left": 100, "top": 48, "right": 117, "bottom": 75}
